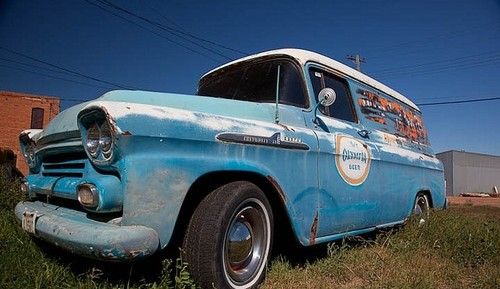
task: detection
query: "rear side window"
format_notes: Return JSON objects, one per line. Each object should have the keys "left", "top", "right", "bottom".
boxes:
{"left": 198, "top": 59, "right": 308, "bottom": 108}
{"left": 309, "top": 68, "right": 357, "bottom": 123}
{"left": 356, "top": 88, "right": 430, "bottom": 145}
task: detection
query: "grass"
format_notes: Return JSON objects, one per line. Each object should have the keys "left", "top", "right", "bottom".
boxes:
{"left": 1, "top": 166, "right": 499, "bottom": 288}
{"left": 263, "top": 207, "right": 500, "bottom": 289}
{"left": 0, "top": 167, "right": 196, "bottom": 289}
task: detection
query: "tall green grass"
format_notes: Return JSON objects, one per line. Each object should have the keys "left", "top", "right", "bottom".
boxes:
{"left": 1, "top": 167, "right": 498, "bottom": 288}
{"left": 264, "top": 207, "right": 499, "bottom": 289}
{"left": 0, "top": 167, "right": 197, "bottom": 289}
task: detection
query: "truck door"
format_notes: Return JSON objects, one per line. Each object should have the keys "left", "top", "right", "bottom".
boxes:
{"left": 306, "top": 66, "right": 383, "bottom": 238}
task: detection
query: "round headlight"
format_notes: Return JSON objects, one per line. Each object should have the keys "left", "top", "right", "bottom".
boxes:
{"left": 86, "top": 123, "right": 100, "bottom": 158}
{"left": 99, "top": 122, "right": 113, "bottom": 159}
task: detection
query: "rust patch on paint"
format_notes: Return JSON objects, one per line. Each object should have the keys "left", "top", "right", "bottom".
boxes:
{"left": 309, "top": 212, "right": 319, "bottom": 245}
{"left": 277, "top": 123, "right": 295, "bottom": 132}
{"left": 267, "top": 175, "right": 286, "bottom": 204}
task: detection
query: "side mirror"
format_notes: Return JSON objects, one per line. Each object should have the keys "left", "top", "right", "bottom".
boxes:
{"left": 313, "top": 88, "right": 336, "bottom": 126}
{"left": 318, "top": 88, "right": 336, "bottom": 107}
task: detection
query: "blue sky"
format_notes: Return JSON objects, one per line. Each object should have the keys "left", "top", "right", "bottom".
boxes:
{"left": 1, "top": 0, "right": 499, "bottom": 155}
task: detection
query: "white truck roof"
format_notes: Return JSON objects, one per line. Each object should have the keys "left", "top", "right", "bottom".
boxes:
{"left": 203, "top": 48, "right": 419, "bottom": 111}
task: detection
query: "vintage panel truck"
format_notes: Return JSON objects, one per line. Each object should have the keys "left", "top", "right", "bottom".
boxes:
{"left": 15, "top": 49, "right": 446, "bottom": 289}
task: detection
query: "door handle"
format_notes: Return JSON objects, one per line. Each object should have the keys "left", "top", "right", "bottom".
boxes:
{"left": 357, "top": 129, "right": 371, "bottom": 138}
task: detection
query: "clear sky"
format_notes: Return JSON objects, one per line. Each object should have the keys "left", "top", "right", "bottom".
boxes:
{"left": 1, "top": 0, "right": 499, "bottom": 155}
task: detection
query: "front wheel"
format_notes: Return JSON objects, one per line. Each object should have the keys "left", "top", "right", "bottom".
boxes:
{"left": 183, "top": 181, "right": 273, "bottom": 289}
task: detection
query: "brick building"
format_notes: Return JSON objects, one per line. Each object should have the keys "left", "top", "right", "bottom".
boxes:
{"left": 0, "top": 91, "right": 60, "bottom": 175}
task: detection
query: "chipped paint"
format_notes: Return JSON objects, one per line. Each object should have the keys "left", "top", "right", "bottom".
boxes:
{"left": 266, "top": 175, "right": 287, "bottom": 204}
{"left": 84, "top": 101, "right": 282, "bottom": 136}
{"left": 14, "top": 48, "right": 446, "bottom": 263}
{"left": 309, "top": 212, "right": 319, "bottom": 245}
{"left": 14, "top": 201, "right": 159, "bottom": 261}
{"left": 317, "top": 116, "right": 357, "bottom": 131}
{"left": 376, "top": 142, "right": 441, "bottom": 166}
{"left": 20, "top": 129, "right": 43, "bottom": 141}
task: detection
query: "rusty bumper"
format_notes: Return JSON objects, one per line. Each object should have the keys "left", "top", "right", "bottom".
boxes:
{"left": 15, "top": 201, "right": 160, "bottom": 261}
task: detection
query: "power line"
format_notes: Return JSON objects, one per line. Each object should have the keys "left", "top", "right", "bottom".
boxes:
{"left": 58, "top": 96, "right": 500, "bottom": 107}
{"left": 0, "top": 63, "right": 113, "bottom": 89}
{"left": 98, "top": 0, "right": 239, "bottom": 59}
{"left": 143, "top": 2, "right": 249, "bottom": 56}
{"left": 377, "top": 56, "right": 500, "bottom": 76}
{"left": 0, "top": 46, "right": 136, "bottom": 89}
{"left": 372, "top": 50, "right": 500, "bottom": 74}
{"left": 96, "top": 0, "right": 240, "bottom": 59}
{"left": 417, "top": 93, "right": 497, "bottom": 102}
{"left": 0, "top": 56, "right": 71, "bottom": 75}
{"left": 83, "top": 0, "right": 222, "bottom": 63}
{"left": 368, "top": 24, "right": 500, "bottom": 60}
{"left": 91, "top": 0, "right": 235, "bottom": 61}
{"left": 376, "top": 57, "right": 500, "bottom": 79}
{"left": 4, "top": 58, "right": 497, "bottom": 108}
{"left": 417, "top": 96, "right": 500, "bottom": 106}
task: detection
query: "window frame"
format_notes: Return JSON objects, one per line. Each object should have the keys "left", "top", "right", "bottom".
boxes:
{"left": 30, "top": 107, "right": 45, "bottom": 129}
{"left": 306, "top": 63, "right": 359, "bottom": 124}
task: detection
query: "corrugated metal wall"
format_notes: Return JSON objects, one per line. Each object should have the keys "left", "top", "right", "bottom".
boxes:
{"left": 437, "top": 151, "right": 454, "bottom": 195}
{"left": 437, "top": 151, "right": 500, "bottom": 196}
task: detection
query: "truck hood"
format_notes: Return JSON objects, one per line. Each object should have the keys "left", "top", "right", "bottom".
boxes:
{"left": 35, "top": 101, "right": 91, "bottom": 144}
{"left": 36, "top": 90, "right": 304, "bottom": 143}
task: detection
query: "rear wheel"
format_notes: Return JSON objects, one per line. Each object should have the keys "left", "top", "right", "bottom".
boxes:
{"left": 183, "top": 181, "right": 273, "bottom": 289}
{"left": 413, "top": 193, "right": 430, "bottom": 224}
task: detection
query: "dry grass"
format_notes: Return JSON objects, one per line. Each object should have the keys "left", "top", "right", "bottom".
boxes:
{"left": 263, "top": 205, "right": 500, "bottom": 289}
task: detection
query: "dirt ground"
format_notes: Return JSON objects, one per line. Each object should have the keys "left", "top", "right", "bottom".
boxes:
{"left": 448, "top": 196, "right": 500, "bottom": 208}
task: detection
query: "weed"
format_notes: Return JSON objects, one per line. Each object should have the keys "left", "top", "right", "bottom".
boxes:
{"left": 263, "top": 208, "right": 500, "bottom": 289}
{"left": 0, "top": 166, "right": 199, "bottom": 289}
{"left": 0, "top": 166, "right": 25, "bottom": 211}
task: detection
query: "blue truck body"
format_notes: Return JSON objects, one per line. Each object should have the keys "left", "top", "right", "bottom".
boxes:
{"left": 15, "top": 49, "right": 445, "bottom": 262}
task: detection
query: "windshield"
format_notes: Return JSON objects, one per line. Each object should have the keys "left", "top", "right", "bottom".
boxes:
{"left": 198, "top": 59, "right": 308, "bottom": 108}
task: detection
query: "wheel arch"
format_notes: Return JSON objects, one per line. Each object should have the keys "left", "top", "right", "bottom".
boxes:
{"left": 166, "top": 170, "right": 298, "bottom": 253}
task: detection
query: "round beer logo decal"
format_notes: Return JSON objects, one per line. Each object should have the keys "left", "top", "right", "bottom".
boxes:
{"left": 335, "top": 135, "right": 371, "bottom": 186}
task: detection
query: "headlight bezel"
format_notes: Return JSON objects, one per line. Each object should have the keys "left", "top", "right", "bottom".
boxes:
{"left": 86, "top": 123, "right": 101, "bottom": 158}
{"left": 78, "top": 108, "right": 117, "bottom": 165}
{"left": 99, "top": 121, "right": 113, "bottom": 159}
{"left": 19, "top": 131, "right": 41, "bottom": 171}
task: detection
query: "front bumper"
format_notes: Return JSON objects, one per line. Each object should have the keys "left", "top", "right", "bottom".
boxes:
{"left": 15, "top": 201, "right": 160, "bottom": 261}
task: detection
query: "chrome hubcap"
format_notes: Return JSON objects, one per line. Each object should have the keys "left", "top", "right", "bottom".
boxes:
{"left": 414, "top": 196, "right": 427, "bottom": 215}
{"left": 414, "top": 195, "right": 429, "bottom": 225}
{"left": 224, "top": 200, "right": 268, "bottom": 285}
{"left": 227, "top": 220, "right": 253, "bottom": 267}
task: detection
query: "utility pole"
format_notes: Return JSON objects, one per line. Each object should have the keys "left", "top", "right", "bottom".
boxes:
{"left": 347, "top": 54, "right": 366, "bottom": 72}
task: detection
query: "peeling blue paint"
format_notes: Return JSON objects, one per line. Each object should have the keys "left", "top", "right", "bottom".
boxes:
{"left": 14, "top": 49, "right": 445, "bottom": 260}
{"left": 14, "top": 201, "right": 159, "bottom": 261}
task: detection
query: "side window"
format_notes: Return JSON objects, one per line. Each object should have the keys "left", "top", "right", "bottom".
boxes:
{"left": 198, "top": 59, "right": 308, "bottom": 108}
{"left": 31, "top": 107, "right": 44, "bottom": 129}
{"left": 309, "top": 68, "right": 357, "bottom": 123}
{"left": 356, "top": 88, "right": 430, "bottom": 145}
